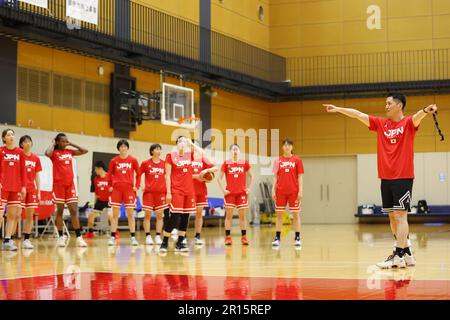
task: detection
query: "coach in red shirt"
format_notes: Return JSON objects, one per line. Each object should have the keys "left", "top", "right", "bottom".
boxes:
{"left": 324, "top": 93, "right": 437, "bottom": 269}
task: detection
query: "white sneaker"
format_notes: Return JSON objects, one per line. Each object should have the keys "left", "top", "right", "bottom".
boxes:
{"left": 145, "top": 235, "right": 154, "bottom": 245}
{"left": 155, "top": 235, "right": 162, "bottom": 245}
{"left": 195, "top": 237, "right": 204, "bottom": 245}
{"left": 376, "top": 253, "right": 406, "bottom": 269}
{"left": 294, "top": 238, "right": 302, "bottom": 247}
{"left": 107, "top": 237, "right": 116, "bottom": 246}
{"left": 56, "top": 235, "right": 67, "bottom": 247}
{"left": 76, "top": 236, "right": 87, "bottom": 247}
{"left": 2, "top": 241, "right": 18, "bottom": 251}
{"left": 130, "top": 237, "right": 139, "bottom": 246}
{"left": 182, "top": 237, "right": 187, "bottom": 245}
{"left": 271, "top": 238, "right": 280, "bottom": 247}
{"left": 22, "top": 239, "right": 34, "bottom": 249}
{"left": 404, "top": 252, "right": 416, "bottom": 267}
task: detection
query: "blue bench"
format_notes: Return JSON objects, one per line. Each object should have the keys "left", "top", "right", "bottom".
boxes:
{"left": 355, "top": 205, "right": 450, "bottom": 223}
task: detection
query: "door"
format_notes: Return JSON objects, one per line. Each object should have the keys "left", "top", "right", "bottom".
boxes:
{"left": 300, "top": 156, "right": 357, "bottom": 224}
{"left": 301, "top": 157, "right": 327, "bottom": 223}
{"left": 323, "top": 156, "right": 357, "bottom": 223}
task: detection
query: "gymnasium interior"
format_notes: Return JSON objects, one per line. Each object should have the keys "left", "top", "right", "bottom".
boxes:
{"left": 0, "top": 0, "right": 450, "bottom": 301}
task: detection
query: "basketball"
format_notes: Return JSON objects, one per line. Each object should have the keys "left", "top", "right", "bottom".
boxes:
{"left": 202, "top": 171, "right": 215, "bottom": 183}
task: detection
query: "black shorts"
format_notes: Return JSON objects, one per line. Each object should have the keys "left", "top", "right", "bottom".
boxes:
{"left": 93, "top": 200, "right": 110, "bottom": 211}
{"left": 380, "top": 179, "right": 413, "bottom": 213}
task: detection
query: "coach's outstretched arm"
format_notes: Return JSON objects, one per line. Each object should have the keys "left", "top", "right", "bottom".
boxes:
{"left": 412, "top": 104, "right": 438, "bottom": 127}
{"left": 323, "top": 104, "right": 370, "bottom": 127}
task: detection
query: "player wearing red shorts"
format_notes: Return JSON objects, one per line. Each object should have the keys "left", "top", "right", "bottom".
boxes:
{"left": 218, "top": 144, "right": 253, "bottom": 246}
{"left": 191, "top": 140, "right": 217, "bottom": 245}
{"left": 45, "top": 133, "right": 88, "bottom": 248}
{"left": 0, "top": 129, "right": 27, "bottom": 251}
{"left": 138, "top": 143, "right": 169, "bottom": 246}
{"left": 19, "top": 135, "right": 42, "bottom": 250}
{"left": 271, "top": 138, "right": 304, "bottom": 248}
{"left": 107, "top": 139, "right": 140, "bottom": 247}
{"left": 84, "top": 161, "right": 111, "bottom": 239}
{"left": 159, "top": 136, "right": 204, "bottom": 253}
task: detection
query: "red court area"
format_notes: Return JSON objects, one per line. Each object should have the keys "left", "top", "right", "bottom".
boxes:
{"left": 1, "top": 273, "right": 449, "bottom": 300}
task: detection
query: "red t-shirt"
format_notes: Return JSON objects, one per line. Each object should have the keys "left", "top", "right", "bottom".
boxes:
{"left": 51, "top": 149, "right": 75, "bottom": 186}
{"left": 94, "top": 174, "right": 111, "bottom": 202}
{"left": 192, "top": 158, "right": 214, "bottom": 196}
{"left": 23, "top": 153, "right": 42, "bottom": 192}
{"left": 108, "top": 155, "right": 140, "bottom": 189}
{"left": 165, "top": 152, "right": 194, "bottom": 195}
{"left": 0, "top": 146, "right": 27, "bottom": 192}
{"left": 221, "top": 160, "right": 251, "bottom": 194}
{"left": 139, "top": 158, "right": 167, "bottom": 193}
{"left": 273, "top": 155, "right": 304, "bottom": 195}
{"left": 369, "top": 115, "right": 418, "bottom": 179}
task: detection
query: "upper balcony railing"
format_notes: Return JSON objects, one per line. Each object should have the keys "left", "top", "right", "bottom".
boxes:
{"left": 287, "top": 49, "right": 450, "bottom": 87}
{"left": 9, "top": 0, "right": 286, "bottom": 83}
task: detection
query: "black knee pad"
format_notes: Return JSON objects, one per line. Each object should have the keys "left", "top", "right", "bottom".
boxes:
{"left": 164, "top": 213, "right": 181, "bottom": 233}
{"left": 178, "top": 214, "right": 190, "bottom": 232}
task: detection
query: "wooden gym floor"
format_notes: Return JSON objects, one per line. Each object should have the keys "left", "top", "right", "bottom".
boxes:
{"left": 1, "top": 223, "right": 450, "bottom": 300}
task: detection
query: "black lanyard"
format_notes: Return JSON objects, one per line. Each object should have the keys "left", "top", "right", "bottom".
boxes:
{"left": 432, "top": 112, "right": 445, "bottom": 141}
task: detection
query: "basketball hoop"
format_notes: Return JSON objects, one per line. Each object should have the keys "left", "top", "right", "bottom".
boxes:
{"left": 176, "top": 116, "right": 200, "bottom": 125}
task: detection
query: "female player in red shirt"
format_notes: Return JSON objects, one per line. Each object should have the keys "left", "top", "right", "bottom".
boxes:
{"left": 107, "top": 139, "right": 140, "bottom": 247}
{"left": 0, "top": 129, "right": 27, "bottom": 251}
{"left": 271, "top": 138, "right": 304, "bottom": 248}
{"left": 84, "top": 161, "right": 111, "bottom": 239}
{"left": 191, "top": 140, "right": 217, "bottom": 245}
{"left": 45, "top": 133, "right": 88, "bottom": 248}
{"left": 159, "top": 136, "right": 205, "bottom": 253}
{"left": 218, "top": 144, "right": 253, "bottom": 246}
{"left": 138, "top": 143, "right": 169, "bottom": 246}
{"left": 19, "top": 135, "right": 42, "bottom": 250}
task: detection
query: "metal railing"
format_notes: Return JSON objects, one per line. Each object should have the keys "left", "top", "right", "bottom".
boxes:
{"left": 9, "top": 0, "right": 286, "bottom": 83}
{"left": 287, "top": 49, "right": 450, "bottom": 87}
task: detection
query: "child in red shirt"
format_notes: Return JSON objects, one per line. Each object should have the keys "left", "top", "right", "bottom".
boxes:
{"left": 138, "top": 143, "right": 168, "bottom": 246}
{"left": 107, "top": 139, "right": 140, "bottom": 247}
{"left": 19, "top": 135, "right": 42, "bottom": 250}
{"left": 84, "top": 161, "right": 111, "bottom": 239}
{"left": 218, "top": 144, "right": 253, "bottom": 246}
{"left": 271, "top": 138, "right": 304, "bottom": 248}
{"left": 0, "top": 129, "right": 26, "bottom": 251}
{"left": 45, "top": 133, "right": 88, "bottom": 248}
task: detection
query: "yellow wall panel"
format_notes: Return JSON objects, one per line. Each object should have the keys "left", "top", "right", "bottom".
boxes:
{"left": 211, "top": 0, "right": 270, "bottom": 50}
{"left": 16, "top": 102, "right": 53, "bottom": 131}
{"left": 432, "top": 0, "right": 450, "bottom": 14}
{"left": 343, "top": 20, "right": 387, "bottom": 44}
{"left": 302, "top": 115, "right": 345, "bottom": 140}
{"left": 52, "top": 50, "right": 85, "bottom": 78}
{"left": 387, "top": 0, "right": 431, "bottom": 18}
{"left": 345, "top": 138, "right": 377, "bottom": 154}
{"left": 83, "top": 113, "right": 113, "bottom": 137}
{"left": 387, "top": 17, "right": 433, "bottom": 41}
{"left": 302, "top": 99, "right": 344, "bottom": 115}
{"left": 17, "top": 42, "right": 53, "bottom": 70}
{"left": 52, "top": 108, "right": 84, "bottom": 134}
{"left": 433, "top": 14, "right": 450, "bottom": 39}
{"left": 342, "top": 0, "right": 386, "bottom": 21}
{"left": 133, "top": 0, "right": 199, "bottom": 23}
{"left": 414, "top": 135, "right": 437, "bottom": 152}
{"left": 302, "top": 139, "right": 346, "bottom": 154}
